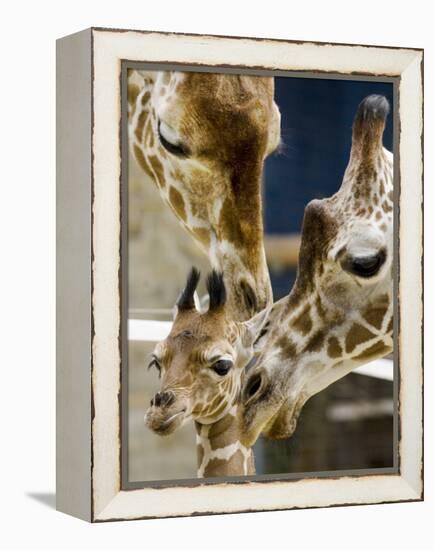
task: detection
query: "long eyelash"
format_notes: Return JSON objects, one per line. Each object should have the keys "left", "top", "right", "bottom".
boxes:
{"left": 148, "top": 358, "right": 161, "bottom": 377}
{"left": 157, "top": 123, "right": 190, "bottom": 158}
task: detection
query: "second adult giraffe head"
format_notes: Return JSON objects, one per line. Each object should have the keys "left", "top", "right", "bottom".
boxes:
{"left": 129, "top": 70, "right": 281, "bottom": 320}
{"left": 241, "top": 95, "right": 394, "bottom": 446}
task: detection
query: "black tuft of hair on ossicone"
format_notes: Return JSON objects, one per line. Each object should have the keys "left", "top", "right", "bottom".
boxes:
{"left": 206, "top": 270, "right": 226, "bottom": 311}
{"left": 177, "top": 267, "right": 200, "bottom": 311}
{"left": 351, "top": 95, "right": 390, "bottom": 157}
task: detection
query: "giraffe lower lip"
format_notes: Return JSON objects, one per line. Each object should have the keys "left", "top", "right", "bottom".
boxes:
{"left": 149, "top": 409, "right": 189, "bottom": 435}
{"left": 161, "top": 409, "right": 186, "bottom": 427}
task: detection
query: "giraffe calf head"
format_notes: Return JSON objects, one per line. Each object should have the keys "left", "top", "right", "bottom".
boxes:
{"left": 145, "top": 268, "right": 270, "bottom": 436}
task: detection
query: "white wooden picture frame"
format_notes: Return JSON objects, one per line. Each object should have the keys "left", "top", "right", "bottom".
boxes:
{"left": 56, "top": 27, "right": 423, "bottom": 522}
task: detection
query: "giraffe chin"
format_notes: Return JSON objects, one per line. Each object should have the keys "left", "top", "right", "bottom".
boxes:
{"left": 239, "top": 409, "right": 281, "bottom": 448}
{"left": 144, "top": 407, "right": 187, "bottom": 436}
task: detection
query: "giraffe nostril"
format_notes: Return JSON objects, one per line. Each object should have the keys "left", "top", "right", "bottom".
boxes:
{"left": 154, "top": 392, "right": 162, "bottom": 407}
{"left": 239, "top": 279, "right": 258, "bottom": 314}
{"left": 161, "top": 391, "right": 175, "bottom": 407}
{"left": 153, "top": 391, "right": 175, "bottom": 408}
{"left": 243, "top": 371, "right": 263, "bottom": 401}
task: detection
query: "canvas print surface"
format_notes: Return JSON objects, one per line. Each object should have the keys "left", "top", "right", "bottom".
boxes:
{"left": 124, "top": 68, "right": 395, "bottom": 484}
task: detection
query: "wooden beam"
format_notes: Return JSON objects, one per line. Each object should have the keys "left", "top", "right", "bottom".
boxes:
{"left": 265, "top": 233, "right": 301, "bottom": 271}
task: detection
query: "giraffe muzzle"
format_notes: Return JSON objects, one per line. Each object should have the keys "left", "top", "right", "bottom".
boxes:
{"left": 150, "top": 390, "right": 175, "bottom": 408}
{"left": 240, "top": 367, "right": 286, "bottom": 446}
{"left": 145, "top": 391, "right": 188, "bottom": 435}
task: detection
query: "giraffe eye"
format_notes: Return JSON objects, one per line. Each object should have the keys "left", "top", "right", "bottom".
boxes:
{"left": 343, "top": 250, "right": 386, "bottom": 278}
{"left": 212, "top": 359, "right": 233, "bottom": 376}
{"left": 158, "top": 121, "right": 190, "bottom": 158}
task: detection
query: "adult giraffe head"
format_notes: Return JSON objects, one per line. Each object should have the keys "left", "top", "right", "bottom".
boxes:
{"left": 128, "top": 69, "right": 281, "bottom": 320}
{"left": 144, "top": 268, "right": 269, "bottom": 477}
{"left": 240, "top": 95, "right": 394, "bottom": 447}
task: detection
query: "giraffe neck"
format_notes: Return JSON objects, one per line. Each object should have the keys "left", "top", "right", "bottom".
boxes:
{"left": 281, "top": 279, "right": 393, "bottom": 370}
{"left": 195, "top": 406, "right": 255, "bottom": 478}
{"left": 257, "top": 282, "right": 393, "bottom": 442}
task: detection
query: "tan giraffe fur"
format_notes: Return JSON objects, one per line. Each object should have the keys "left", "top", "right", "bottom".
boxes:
{"left": 240, "top": 95, "right": 394, "bottom": 447}
{"left": 144, "top": 269, "right": 268, "bottom": 477}
{"left": 128, "top": 69, "right": 281, "bottom": 320}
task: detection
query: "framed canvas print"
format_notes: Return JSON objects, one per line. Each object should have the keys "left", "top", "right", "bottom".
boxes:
{"left": 56, "top": 28, "right": 423, "bottom": 522}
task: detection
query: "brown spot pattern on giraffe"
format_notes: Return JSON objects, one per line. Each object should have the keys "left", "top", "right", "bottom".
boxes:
{"left": 147, "top": 155, "right": 166, "bottom": 188}
{"left": 192, "top": 227, "right": 210, "bottom": 248}
{"left": 145, "top": 122, "right": 154, "bottom": 148}
{"left": 127, "top": 83, "right": 140, "bottom": 106}
{"left": 362, "top": 307, "right": 387, "bottom": 331}
{"left": 134, "top": 110, "right": 148, "bottom": 143}
{"left": 133, "top": 144, "right": 153, "bottom": 180}
{"left": 292, "top": 303, "right": 313, "bottom": 335}
{"left": 169, "top": 186, "right": 187, "bottom": 222}
{"left": 219, "top": 197, "right": 245, "bottom": 246}
{"left": 382, "top": 201, "right": 392, "bottom": 213}
{"left": 203, "top": 450, "right": 245, "bottom": 477}
{"left": 141, "top": 91, "right": 151, "bottom": 106}
{"left": 354, "top": 340, "right": 390, "bottom": 362}
{"left": 362, "top": 294, "right": 390, "bottom": 330}
{"left": 305, "top": 329, "right": 326, "bottom": 353}
{"left": 386, "top": 317, "right": 393, "bottom": 333}
{"left": 315, "top": 296, "right": 326, "bottom": 320}
{"left": 208, "top": 414, "right": 239, "bottom": 451}
{"left": 277, "top": 335, "right": 297, "bottom": 360}
{"left": 345, "top": 323, "right": 377, "bottom": 354}
{"left": 327, "top": 336, "right": 342, "bottom": 358}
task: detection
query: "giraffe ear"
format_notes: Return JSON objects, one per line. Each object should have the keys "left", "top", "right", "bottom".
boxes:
{"left": 240, "top": 307, "right": 271, "bottom": 351}
{"left": 174, "top": 267, "right": 201, "bottom": 317}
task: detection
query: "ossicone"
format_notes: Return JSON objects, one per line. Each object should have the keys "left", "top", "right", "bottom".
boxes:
{"left": 177, "top": 267, "right": 200, "bottom": 311}
{"left": 206, "top": 270, "right": 227, "bottom": 311}
{"left": 352, "top": 94, "right": 390, "bottom": 158}
{"left": 355, "top": 94, "right": 390, "bottom": 125}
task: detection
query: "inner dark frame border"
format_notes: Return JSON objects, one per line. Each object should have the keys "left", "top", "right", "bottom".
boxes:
{"left": 120, "top": 60, "right": 401, "bottom": 491}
